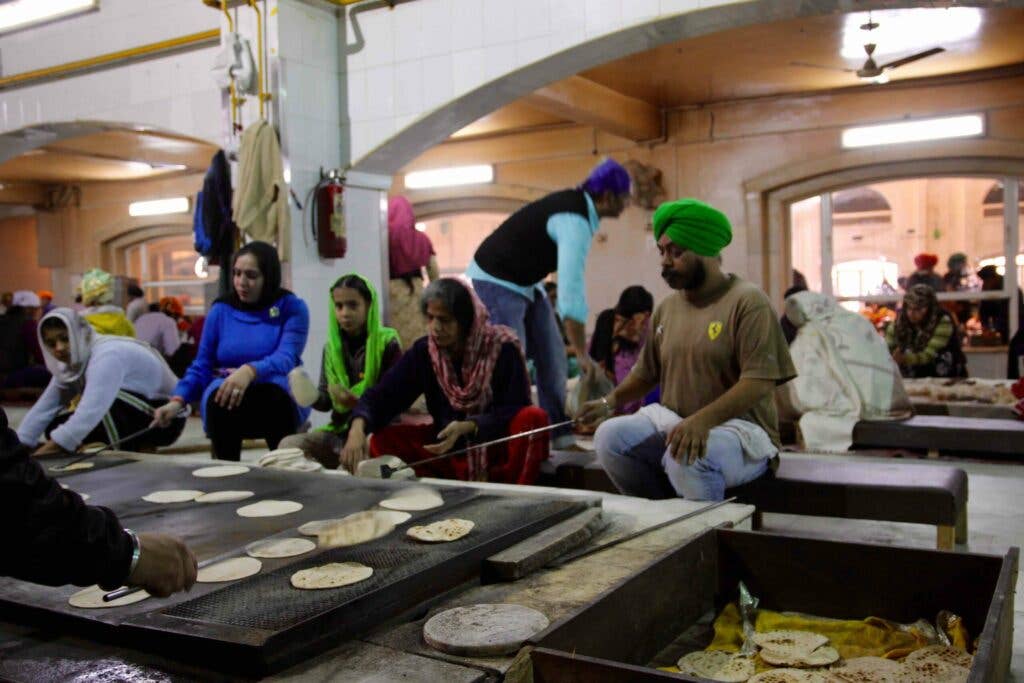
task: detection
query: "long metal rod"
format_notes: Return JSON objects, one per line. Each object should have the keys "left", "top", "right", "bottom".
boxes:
{"left": 103, "top": 556, "right": 219, "bottom": 603}
{"left": 382, "top": 419, "right": 577, "bottom": 478}
{"left": 546, "top": 497, "right": 737, "bottom": 568}
{"left": 60, "top": 407, "right": 189, "bottom": 467}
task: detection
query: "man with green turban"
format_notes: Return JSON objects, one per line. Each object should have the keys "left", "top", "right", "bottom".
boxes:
{"left": 578, "top": 199, "right": 797, "bottom": 501}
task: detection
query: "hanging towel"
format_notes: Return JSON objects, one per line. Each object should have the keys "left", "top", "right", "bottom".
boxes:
{"left": 232, "top": 120, "right": 290, "bottom": 259}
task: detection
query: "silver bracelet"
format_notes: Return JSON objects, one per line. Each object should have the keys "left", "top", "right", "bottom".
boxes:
{"left": 125, "top": 528, "right": 142, "bottom": 576}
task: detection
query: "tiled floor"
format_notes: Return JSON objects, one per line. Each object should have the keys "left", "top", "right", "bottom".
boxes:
{"left": 4, "top": 404, "right": 1022, "bottom": 679}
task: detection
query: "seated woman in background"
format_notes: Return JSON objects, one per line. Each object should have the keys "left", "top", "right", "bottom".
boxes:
{"left": 279, "top": 273, "right": 402, "bottom": 466}
{"left": 79, "top": 268, "right": 135, "bottom": 337}
{"left": 588, "top": 285, "right": 654, "bottom": 414}
{"left": 885, "top": 284, "right": 967, "bottom": 379}
{"left": 342, "top": 278, "right": 549, "bottom": 484}
{"left": 0, "top": 291, "right": 50, "bottom": 390}
{"left": 16, "top": 308, "right": 186, "bottom": 455}
{"left": 151, "top": 242, "right": 310, "bottom": 461}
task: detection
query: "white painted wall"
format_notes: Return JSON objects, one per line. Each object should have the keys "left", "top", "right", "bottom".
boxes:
{"left": 0, "top": 0, "right": 223, "bottom": 143}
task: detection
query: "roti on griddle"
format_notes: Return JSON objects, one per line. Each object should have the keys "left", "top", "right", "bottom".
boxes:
{"left": 406, "top": 518, "right": 474, "bottom": 543}
{"left": 50, "top": 461, "right": 94, "bottom": 472}
{"left": 379, "top": 486, "right": 443, "bottom": 511}
{"left": 196, "top": 490, "right": 254, "bottom": 503}
{"left": 236, "top": 500, "right": 303, "bottom": 517}
{"left": 68, "top": 584, "right": 149, "bottom": 609}
{"left": 141, "top": 489, "right": 203, "bottom": 503}
{"left": 676, "top": 650, "right": 755, "bottom": 682}
{"left": 316, "top": 511, "right": 396, "bottom": 548}
{"left": 192, "top": 464, "right": 250, "bottom": 478}
{"left": 290, "top": 562, "right": 373, "bottom": 589}
{"left": 246, "top": 537, "right": 316, "bottom": 559}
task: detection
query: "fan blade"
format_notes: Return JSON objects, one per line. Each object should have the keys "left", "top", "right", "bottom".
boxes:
{"left": 880, "top": 47, "right": 945, "bottom": 71}
{"left": 789, "top": 61, "right": 855, "bottom": 73}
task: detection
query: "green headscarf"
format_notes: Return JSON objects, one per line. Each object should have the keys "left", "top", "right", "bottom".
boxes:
{"left": 320, "top": 274, "right": 400, "bottom": 432}
{"left": 652, "top": 199, "right": 732, "bottom": 257}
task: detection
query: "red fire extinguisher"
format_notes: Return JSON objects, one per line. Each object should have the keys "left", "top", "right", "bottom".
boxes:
{"left": 311, "top": 169, "right": 347, "bottom": 259}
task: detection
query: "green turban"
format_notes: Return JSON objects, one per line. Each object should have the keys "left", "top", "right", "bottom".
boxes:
{"left": 652, "top": 199, "right": 732, "bottom": 257}
{"left": 80, "top": 268, "right": 114, "bottom": 306}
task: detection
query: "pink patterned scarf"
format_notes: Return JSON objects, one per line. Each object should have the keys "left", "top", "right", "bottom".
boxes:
{"left": 427, "top": 283, "right": 522, "bottom": 414}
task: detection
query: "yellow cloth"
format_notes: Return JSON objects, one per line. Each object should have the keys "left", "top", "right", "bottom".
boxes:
{"left": 232, "top": 120, "right": 291, "bottom": 259}
{"left": 84, "top": 311, "right": 136, "bottom": 337}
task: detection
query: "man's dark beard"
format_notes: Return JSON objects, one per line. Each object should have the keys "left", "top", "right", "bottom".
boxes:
{"left": 662, "top": 260, "right": 706, "bottom": 290}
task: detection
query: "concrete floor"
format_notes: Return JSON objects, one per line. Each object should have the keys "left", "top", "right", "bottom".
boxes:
{"left": 4, "top": 404, "right": 1022, "bottom": 680}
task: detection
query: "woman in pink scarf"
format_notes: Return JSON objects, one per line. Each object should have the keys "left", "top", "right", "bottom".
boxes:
{"left": 388, "top": 196, "right": 440, "bottom": 350}
{"left": 344, "top": 278, "right": 551, "bottom": 483}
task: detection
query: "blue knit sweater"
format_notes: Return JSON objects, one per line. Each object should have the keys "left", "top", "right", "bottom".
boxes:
{"left": 174, "top": 293, "right": 311, "bottom": 430}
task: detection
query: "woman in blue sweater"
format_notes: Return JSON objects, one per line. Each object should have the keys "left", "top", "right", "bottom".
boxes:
{"left": 151, "top": 242, "right": 310, "bottom": 461}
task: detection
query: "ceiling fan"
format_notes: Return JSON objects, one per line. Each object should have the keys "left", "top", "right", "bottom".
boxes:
{"left": 791, "top": 15, "right": 945, "bottom": 83}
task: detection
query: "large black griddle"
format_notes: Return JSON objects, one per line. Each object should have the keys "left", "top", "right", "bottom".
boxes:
{"left": 0, "top": 457, "right": 587, "bottom": 675}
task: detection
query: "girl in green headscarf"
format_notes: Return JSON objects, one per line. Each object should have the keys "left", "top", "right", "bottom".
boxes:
{"left": 279, "top": 274, "right": 402, "bottom": 468}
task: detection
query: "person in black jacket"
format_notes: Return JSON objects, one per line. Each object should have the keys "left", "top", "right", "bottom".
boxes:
{"left": 1, "top": 407, "right": 197, "bottom": 596}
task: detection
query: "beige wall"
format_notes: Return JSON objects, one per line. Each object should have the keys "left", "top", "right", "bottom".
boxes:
{"left": 0, "top": 215, "right": 52, "bottom": 297}
{"left": 399, "top": 71, "right": 1024, "bottom": 325}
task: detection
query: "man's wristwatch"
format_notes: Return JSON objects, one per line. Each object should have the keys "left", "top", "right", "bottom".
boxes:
{"left": 124, "top": 528, "right": 142, "bottom": 576}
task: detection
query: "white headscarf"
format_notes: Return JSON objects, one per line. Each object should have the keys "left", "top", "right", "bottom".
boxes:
{"left": 38, "top": 307, "right": 172, "bottom": 389}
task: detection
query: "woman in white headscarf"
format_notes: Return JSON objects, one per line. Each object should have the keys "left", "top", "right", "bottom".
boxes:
{"left": 16, "top": 308, "right": 186, "bottom": 456}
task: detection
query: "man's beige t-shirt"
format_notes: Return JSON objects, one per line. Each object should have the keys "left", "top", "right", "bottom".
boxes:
{"left": 629, "top": 275, "right": 797, "bottom": 447}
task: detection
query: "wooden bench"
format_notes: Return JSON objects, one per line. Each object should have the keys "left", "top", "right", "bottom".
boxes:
{"left": 539, "top": 452, "right": 968, "bottom": 550}
{"left": 853, "top": 415, "right": 1024, "bottom": 459}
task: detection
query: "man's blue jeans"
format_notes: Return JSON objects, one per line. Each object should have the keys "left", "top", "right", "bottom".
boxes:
{"left": 594, "top": 412, "right": 769, "bottom": 500}
{"left": 471, "top": 279, "right": 570, "bottom": 437}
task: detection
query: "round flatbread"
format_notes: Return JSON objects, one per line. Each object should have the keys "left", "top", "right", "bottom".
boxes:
{"left": 423, "top": 604, "right": 550, "bottom": 656}
{"left": 897, "top": 659, "right": 969, "bottom": 683}
{"left": 754, "top": 631, "right": 830, "bottom": 658}
{"left": 246, "top": 537, "right": 317, "bottom": 559}
{"left": 317, "top": 511, "right": 397, "bottom": 548}
{"left": 142, "top": 489, "right": 204, "bottom": 504}
{"left": 761, "top": 645, "right": 839, "bottom": 668}
{"left": 348, "top": 509, "right": 410, "bottom": 526}
{"left": 677, "top": 651, "right": 755, "bottom": 682}
{"left": 290, "top": 562, "right": 373, "bottom": 589}
{"left": 196, "top": 490, "right": 255, "bottom": 503}
{"left": 831, "top": 656, "right": 904, "bottom": 683}
{"left": 903, "top": 645, "right": 972, "bottom": 669}
{"left": 237, "top": 500, "right": 303, "bottom": 517}
{"left": 407, "top": 519, "right": 474, "bottom": 543}
{"left": 69, "top": 585, "right": 149, "bottom": 609}
{"left": 748, "top": 669, "right": 834, "bottom": 683}
{"left": 192, "top": 464, "right": 250, "bottom": 478}
{"left": 258, "top": 448, "right": 305, "bottom": 467}
{"left": 379, "top": 487, "right": 443, "bottom": 511}
{"left": 50, "top": 462, "right": 94, "bottom": 472}
{"left": 298, "top": 518, "right": 344, "bottom": 536}
{"left": 197, "top": 557, "right": 263, "bottom": 583}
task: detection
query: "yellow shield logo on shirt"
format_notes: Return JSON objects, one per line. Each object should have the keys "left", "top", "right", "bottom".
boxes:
{"left": 708, "top": 321, "right": 723, "bottom": 340}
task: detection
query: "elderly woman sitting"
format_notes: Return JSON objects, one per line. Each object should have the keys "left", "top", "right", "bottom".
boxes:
{"left": 340, "top": 278, "right": 550, "bottom": 484}
{"left": 885, "top": 284, "right": 967, "bottom": 379}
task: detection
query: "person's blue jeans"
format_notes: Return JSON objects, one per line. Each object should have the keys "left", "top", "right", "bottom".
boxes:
{"left": 594, "top": 412, "right": 770, "bottom": 500}
{"left": 471, "top": 279, "right": 570, "bottom": 438}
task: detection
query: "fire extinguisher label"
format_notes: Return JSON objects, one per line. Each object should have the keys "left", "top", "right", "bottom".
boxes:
{"left": 331, "top": 193, "right": 345, "bottom": 238}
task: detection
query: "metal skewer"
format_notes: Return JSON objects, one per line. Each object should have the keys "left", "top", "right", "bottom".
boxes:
{"left": 546, "top": 497, "right": 737, "bottom": 568}
{"left": 375, "top": 419, "right": 578, "bottom": 479}
{"left": 59, "top": 407, "right": 190, "bottom": 468}
{"left": 103, "top": 555, "right": 217, "bottom": 603}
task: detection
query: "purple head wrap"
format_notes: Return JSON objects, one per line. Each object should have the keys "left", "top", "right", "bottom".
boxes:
{"left": 580, "top": 158, "right": 631, "bottom": 197}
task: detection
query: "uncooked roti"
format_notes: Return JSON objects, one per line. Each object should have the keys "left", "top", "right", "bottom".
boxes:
{"left": 69, "top": 585, "right": 149, "bottom": 609}
{"left": 423, "top": 603, "right": 550, "bottom": 657}
{"left": 379, "top": 486, "right": 443, "bottom": 511}
{"left": 246, "top": 537, "right": 316, "bottom": 559}
{"left": 288, "top": 368, "right": 319, "bottom": 407}
{"left": 237, "top": 500, "right": 303, "bottom": 517}
{"left": 197, "top": 557, "right": 263, "bottom": 582}
{"left": 290, "top": 562, "right": 373, "bottom": 589}
{"left": 192, "top": 464, "right": 250, "bottom": 478}
{"left": 51, "top": 461, "right": 94, "bottom": 472}
{"left": 677, "top": 651, "right": 755, "bottom": 682}
{"left": 196, "top": 490, "right": 255, "bottom": 503}
{"left": 407, "top": 518, "right": 474, "bottom": 543}
{"left": 142, "top": 489, "right": 204, "bottom": 503}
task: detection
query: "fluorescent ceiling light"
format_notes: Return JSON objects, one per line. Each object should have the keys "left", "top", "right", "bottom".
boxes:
{"left": 841, "top": 8, "right": 982, "bottom": 60}
{"left": 0, "top": 0, "right": 98, "bottom": 35}
{"left": 129, "top": 197, "right": 190, "bottom": 217}
{"left": 404, "top": 165, "right": 493, "bottom": 190}
{"left": 841, "top": 114, "right": 983, "bottom": 149}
